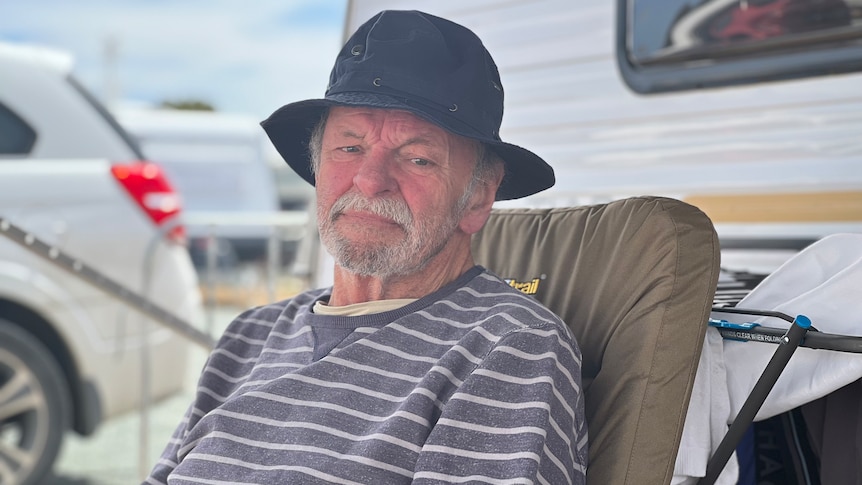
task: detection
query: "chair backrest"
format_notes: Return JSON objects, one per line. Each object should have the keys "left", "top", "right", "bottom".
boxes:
{"left": 472, "top": 196, "right": 720, "bottom": 485}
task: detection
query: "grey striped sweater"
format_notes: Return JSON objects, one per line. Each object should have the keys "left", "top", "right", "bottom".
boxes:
{"left": 146, "top": 267, "right": 587, "bottom": 484}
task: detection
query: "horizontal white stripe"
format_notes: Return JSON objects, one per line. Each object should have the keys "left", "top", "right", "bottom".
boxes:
{"left": 203, "top": 431, "right": 414, "bottom": 477}
{"left": 164, "top": 473, "right": 258, "bottom": 484}
{"left": 325, "top": 356, "right": 422, "bottom": 383}
{"left": 482, "top": 324, "right": 581, "bottom": 372}
{"left": 189, "top": 407, "right": 206, "bottom": 420}
{"left": 221, "top": 331, "right": 267, "bottom": 346}
{"left": 260, "top": 345, "right": 313, "bottom": 356}
{"left": 196, "top": 385, "right": 230, "bottom": 403}
{"left": 436, "top": 415, "right": 575, "bottom": 476}
{"left": 201, "top": 365, "right": 250, "bottom": 385}
{"left": 209, "top": 348, "right": 258, "bottom": 365}
{"left": 234, "top": 316, "right": 279, "bottom": 328}
{"left": 280, "top": 373, "right": 409, "bottom": 402}
{"left": 436, "top": 418, "right": 546, "bottom": 437}
{"left": 428, "top": 364, "right": 464, "bottom": 387}
{"left": 408, "top": 386, "right": 445, "bottom": 410}
{"left": 246, "top": 390, "right": 431, "bottom": 427}
{"left": 471, "top": 325, "right": 505, "bottom": 344}
{"left": 210, "top": 408, "right": 423, "bottom": 452}
{"left": 248, "top": 362, "right": 306, "bottom": 372}
{"left": 237, "top": 374, "right": 307, "bottom": 389}
{"left": 414, "top": 307, "right": 529, "bottom": 332}
{"left": 457, "top": 283, "right": 558, "bottom": 318}
{"left": 422, "top": 442, "right": 576, "bottom": 482}
{"left": 265, "top": 325, "right": 313, "bottom": 341}
{"left": 389, "top": 322, "right": 460, "bottom": 345}
{"left": 354, "top": 339, "right": 438, "bottom": 364}
{"left": 177, "top": 434, "right": 205, "bottom": 460}
{"left": 421, "top": 444, "right": 540, "bottom": 463}
{"left": 156, "top": 457, "right": 178, "bottom": 468}
{"left": 436, "top": 296, "right": 552, "bottom": 319}
{"left": 472, "top": 369, "right": 575, "bottom": 420}
{"left": 412, "top": 471, "right": 532, "bottom": 484}
{"left": 450, "top": 393, "right": 550, "bottom": 412}
{"left": 449, "top": 344, "right": 483, "bottom": 365}
{"left": 175, "top": 456, "right": 368, "bottom": 485}
{"left": 495, "top": 346, "right": 580, "bottom": 393}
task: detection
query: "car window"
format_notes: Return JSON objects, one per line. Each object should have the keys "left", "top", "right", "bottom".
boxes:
{"left": 66, "top": 75, "right": 146, "bottom": 159}
{"left": 0, "top": 102, "right": 37, "bottom": 155}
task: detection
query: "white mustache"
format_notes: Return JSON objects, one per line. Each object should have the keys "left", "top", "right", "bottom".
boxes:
{"left": 329, "top": 192, "right": 413, "bottom": 228}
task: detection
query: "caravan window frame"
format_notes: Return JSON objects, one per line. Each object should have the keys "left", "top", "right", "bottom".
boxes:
{"left": 616, "top": 0, "right": 862, "bottom": 93}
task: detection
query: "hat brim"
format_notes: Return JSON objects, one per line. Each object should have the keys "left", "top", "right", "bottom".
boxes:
{"left": 260, "top": 92, "right": 554, "bottom": 201}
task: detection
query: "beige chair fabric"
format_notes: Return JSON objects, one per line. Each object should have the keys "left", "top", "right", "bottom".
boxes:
{"left": 472, "top": 196, "right": 720, "bottom": 485}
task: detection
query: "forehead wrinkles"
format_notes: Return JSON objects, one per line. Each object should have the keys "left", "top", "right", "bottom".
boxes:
{"left": 327, "top": 107, "right": 453, "bottom": 148}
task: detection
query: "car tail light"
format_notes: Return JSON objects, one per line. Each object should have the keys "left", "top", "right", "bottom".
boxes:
{"left": 111, "top": 161, "right": 186, "bottom": 244}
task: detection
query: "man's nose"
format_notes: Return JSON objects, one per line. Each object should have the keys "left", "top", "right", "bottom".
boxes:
{"left": 353, "top": 151, "right": 397, "bottom": 197}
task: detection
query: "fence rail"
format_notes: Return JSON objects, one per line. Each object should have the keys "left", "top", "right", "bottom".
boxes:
{"left": 0, "top": 209, "right": 313, "bottom": 480}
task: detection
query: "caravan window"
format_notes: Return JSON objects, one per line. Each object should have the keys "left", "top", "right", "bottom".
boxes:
{"left": 618, "top": 0, "right": 862, "bottom": 92}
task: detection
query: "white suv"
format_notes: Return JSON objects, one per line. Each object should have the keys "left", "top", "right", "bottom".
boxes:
{"left": 0, "top": 43, "right": 203, "bottom": 484}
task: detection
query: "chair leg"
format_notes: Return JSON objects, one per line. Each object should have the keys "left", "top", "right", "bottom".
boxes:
{"left": 698, "top": 315, "right": 813, "bottom": 485}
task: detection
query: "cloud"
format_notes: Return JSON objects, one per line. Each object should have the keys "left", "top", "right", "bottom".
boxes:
{"left": 0, "top": 0, "right": 347, "bottom": 118}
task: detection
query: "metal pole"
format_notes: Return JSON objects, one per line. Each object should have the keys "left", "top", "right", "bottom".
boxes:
{"left": 266, "top": 226, "right": 281, "bottom": 303}
{"left": 205, "top": 226, "right": 218, "bottom": 335}
{"left": 698, "top": 314, "right": 812, "bottom": 485}
{"left": 137, "top": 216, "right": 184, "bottom": 480}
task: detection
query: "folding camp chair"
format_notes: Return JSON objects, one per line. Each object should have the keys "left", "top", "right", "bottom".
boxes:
{"left": 472, "top": 196, "right": 721, "bottom": 485}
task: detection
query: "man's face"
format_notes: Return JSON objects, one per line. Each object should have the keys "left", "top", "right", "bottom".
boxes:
{"left": 316, "top": 106, "right": 482, "bottom": 278}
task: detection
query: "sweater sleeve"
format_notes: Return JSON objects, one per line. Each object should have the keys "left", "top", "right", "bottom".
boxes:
{"left": 141, "top": 304, "right": 271, "bottom": 485}
{"left": 142, "top": 403, "right": 195, "bottom": 485}
{"left": 412, "top": 324, "right": 588, "bottom": 484}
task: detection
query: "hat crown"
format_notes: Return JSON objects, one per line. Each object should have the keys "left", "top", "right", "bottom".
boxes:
{"left": 326, "top": 10, "right": 504, "bottom": 140}
{"left": 261, "top": 9, "right": 555, "bottom": 201}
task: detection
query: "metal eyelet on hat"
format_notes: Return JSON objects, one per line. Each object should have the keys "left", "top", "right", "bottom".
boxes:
{"left": 350, "top": 45, "right": 363, "bottom": 56}
{"left": 449, "top": 104, "right": 458, "bottom": 112}
{"left": 372, "top": 77, "right": 382, "bottom": 87}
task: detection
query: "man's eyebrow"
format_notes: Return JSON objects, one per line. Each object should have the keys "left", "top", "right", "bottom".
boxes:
{"left": 332, "top": 130, "right": 444, "bottom": 149}
{"left": 400, "top": 136, "right": 441, "bottom": 148}
{"left": 338, "top": 129, "right": 364, "bottom": 140}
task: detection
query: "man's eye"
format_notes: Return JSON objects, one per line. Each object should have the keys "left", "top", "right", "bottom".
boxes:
{"left": 410, "top": 158, "right": 430, "bottom": 166}
{"left": 340, "top": 146, "right": 360, "bottom": 153}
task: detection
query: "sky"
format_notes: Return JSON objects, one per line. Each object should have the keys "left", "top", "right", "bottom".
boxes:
{"left": 0, "top": 0, "right": 348, "bottom": 120}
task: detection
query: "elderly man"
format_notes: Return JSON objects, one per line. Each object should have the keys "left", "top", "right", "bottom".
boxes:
{"left": 146, "top": 10, "right": 587, "bottom": 485}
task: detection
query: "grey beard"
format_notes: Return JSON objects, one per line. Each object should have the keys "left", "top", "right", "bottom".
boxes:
{"left": 319, "top": 192, "right": 463, "bottom": 279}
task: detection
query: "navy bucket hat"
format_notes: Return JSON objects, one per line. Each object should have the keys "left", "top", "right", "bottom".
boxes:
{"left": 261, "top": 10, "right": 554, "bottom": 201}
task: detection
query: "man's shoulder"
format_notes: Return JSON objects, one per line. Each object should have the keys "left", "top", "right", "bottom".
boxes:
{"left": 465, "top": 269, "right": 553, "bottom": 306}
{"left": 442, "top": 269, "right": 580, "bottom": 356}
{"left": 454, "top": 269, "right": 569, "bottom": 331}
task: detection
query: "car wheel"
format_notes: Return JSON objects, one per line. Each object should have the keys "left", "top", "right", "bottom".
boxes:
{"left": 0, "top": 320, "right": 71, "bottom": 485}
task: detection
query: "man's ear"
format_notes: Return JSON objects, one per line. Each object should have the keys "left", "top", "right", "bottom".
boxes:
{"left": 458, "top": 163, "right": 504, "bottom": 235}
